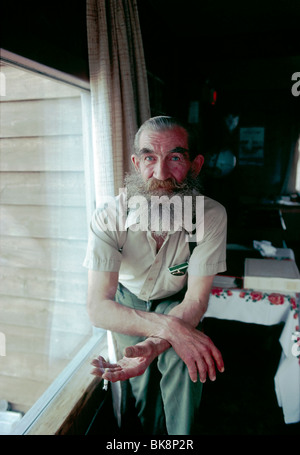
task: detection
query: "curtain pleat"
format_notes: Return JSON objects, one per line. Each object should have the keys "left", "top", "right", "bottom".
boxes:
{"left": 86, "top": 0, "right": 150, "bottom": 203}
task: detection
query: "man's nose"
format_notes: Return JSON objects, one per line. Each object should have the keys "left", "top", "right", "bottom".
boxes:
{"left": 153, "top": 160, "right": 171, "bottom": 180}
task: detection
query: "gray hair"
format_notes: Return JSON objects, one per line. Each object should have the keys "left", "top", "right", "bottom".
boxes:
{"left": 134, "top": 116, "right": 202, "bottom": 160}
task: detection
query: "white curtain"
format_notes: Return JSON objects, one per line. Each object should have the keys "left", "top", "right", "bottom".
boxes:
{"left": 86, "top": 0, "right": 151, "bottom": 203}
{"left": 86, "top": 0, "right": 151, "bottom": 426}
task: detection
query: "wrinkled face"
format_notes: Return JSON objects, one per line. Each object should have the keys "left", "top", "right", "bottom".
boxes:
{"left": 131, "top": 126, "right": 204, "bottom": 192}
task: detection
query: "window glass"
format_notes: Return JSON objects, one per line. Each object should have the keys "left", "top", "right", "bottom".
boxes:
{"left": 0, "top": 58, "right": 99, "bottom": 434}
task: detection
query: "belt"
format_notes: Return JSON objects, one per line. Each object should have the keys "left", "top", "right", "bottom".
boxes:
{"left": 145, "top": 287, "right": 187, "bottom": 311}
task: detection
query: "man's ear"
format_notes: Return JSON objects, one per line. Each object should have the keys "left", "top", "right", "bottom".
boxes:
{"left": 191, "top": 154, "right": 204, "bottom": 177}
{"left": 131, "top": 154, "right": 140, "bottom": 172}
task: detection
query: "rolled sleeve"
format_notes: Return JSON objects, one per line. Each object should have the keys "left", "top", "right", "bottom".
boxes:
{"left": 188, "top": 201, "right": 227, "bottom": 276}
{"left": 83, "top": 207, "right": 123, "bottom": 272}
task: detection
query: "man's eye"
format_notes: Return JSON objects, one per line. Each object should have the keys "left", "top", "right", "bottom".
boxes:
{"left": 145, "top": 155, "right": 155, "bottom": 161}
{"left": 170, "top": 155, "right": 181, "bottom": 161}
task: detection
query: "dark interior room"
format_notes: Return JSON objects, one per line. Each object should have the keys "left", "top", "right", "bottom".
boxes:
{"left": 2, "top": 0, "right": 299, "bottom": 257}
{"left": 1, "top": 0, "right": 299, "bottom": 437}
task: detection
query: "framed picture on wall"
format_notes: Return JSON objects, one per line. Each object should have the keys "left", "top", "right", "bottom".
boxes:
{"left": 239, "top": 127, "right": 264, "bottom": 165}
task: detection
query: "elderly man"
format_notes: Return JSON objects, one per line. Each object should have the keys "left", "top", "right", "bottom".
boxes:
{"left": 84, "top": 116, "right": 227, "bottom": 435}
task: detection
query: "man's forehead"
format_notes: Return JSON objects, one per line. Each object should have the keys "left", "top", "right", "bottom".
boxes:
{"left": 138, "top": 126, "right": 189, "bottom": 150}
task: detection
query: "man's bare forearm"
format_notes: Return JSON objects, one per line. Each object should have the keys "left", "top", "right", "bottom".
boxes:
{"left": 87, "top": 271, "right": 212, "bottom": 345}
{"left": 88, "top": 294, "right": 209, "bottom": 361}
{"left": 90, "top": 298, "right": 223, "bottom": 384}
{"left": 88, "top": 296, "right": 179, "bottom": 342}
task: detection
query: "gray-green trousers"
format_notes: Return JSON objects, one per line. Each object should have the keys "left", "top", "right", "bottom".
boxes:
{"left": 112, "top": 283, "right": 203, "bottom": 435}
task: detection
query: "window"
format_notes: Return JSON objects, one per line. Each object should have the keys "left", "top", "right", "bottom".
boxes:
{"left": 0, "top": 50, "right": 105, "bottom": 434}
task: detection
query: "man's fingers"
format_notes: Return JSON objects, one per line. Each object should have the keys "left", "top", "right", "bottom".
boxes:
{"left": 102, "top": 369, "right": 128, "bottom": 382}
{"left": 200, "top": 352, "right": 216, "bottom": 382}
{"left": 187, "top": 356, "right": 213, "bottom": 384}
{"left": 90, "top": 356, "right": 122, "bottom": 378}
{"left": 201, "top": 343, "right": 223, "bottom": 381}
{"left": 210, "top": 345, "right": 225, "bottom": 374}
{"left": 196, "top": 337, "right": 225, "bottom": 379}
{"left": 184, "top": 343, "right": 224, "bottom": 384}
{"left": 186, "top": 361, "right": 199, "bottom": 383}
{"left": 198, "top": 344, "right": 225, "bottom": 382}
{"left": 124, "top": 343, "right": 150, "bottom": 358}
{"left": 91, "top": 367, "right": 104, "bottom": 378}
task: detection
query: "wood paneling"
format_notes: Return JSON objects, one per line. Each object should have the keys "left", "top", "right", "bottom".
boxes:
{"left": 0, "top": 206, "right": 87, "bottom": 239}
{"left": 0, "top": 136, "right": 84, "bottom": 171}
{"left": 0, "top": 172, "right": 86, "bottom": 206}
{"left": 0, "top": 98, "right": 82, "bottom": 138}
{"left": 0, "top": 296, "right": 90, "bottom": 332}
{"left": 0, "top": 237, "right": 87, "bottom": 273}
{"left": 0, "top": 266, "right": 88, "bottom": 304}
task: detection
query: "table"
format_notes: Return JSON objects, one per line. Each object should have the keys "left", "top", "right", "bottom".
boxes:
{"left": 204, "top": 285, "right": 300, "bottom": 424}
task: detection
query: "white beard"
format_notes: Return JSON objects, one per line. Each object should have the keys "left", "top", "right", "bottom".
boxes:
{"left": 124, "top": 171, "right": 201, "bottom": 235}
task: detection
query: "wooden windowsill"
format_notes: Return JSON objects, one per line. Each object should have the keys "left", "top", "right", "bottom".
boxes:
{"left": 25, "top": 337, "right": 108, "bottom": 435}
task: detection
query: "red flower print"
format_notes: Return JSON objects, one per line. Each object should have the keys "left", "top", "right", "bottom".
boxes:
{"left": 239, "top": 291, "right": 247, "bottom": 298}
{"left": 212, "top": 287, "right": 223, "bottom": 296}
{"left": 250, "top": 291, "right": 263, "bottom": 302}
{"left": 268, "top": 293, "right": 285, "bottom": 305}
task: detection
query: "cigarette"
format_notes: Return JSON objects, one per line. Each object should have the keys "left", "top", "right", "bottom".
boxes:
{"left": 102, "top": 367, "right": 109, "bottom": 390}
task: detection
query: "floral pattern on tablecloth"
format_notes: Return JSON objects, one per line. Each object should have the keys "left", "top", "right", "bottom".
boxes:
{"left": 211, "top": 287, "right": 300, "bottom": 362}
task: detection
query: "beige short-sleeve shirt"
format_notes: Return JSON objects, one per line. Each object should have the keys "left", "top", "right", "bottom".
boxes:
{"left": 83, "top": 191, "right": 227, "bottom": 301}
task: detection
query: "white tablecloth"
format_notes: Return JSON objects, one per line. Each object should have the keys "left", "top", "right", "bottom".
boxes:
{"left": 204, "top": 286, "right": 300, "bottom": 424}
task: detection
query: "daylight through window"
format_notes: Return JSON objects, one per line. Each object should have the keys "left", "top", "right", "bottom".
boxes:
{"left": 0, "top": 54, "right": 103, "bottom": 434}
